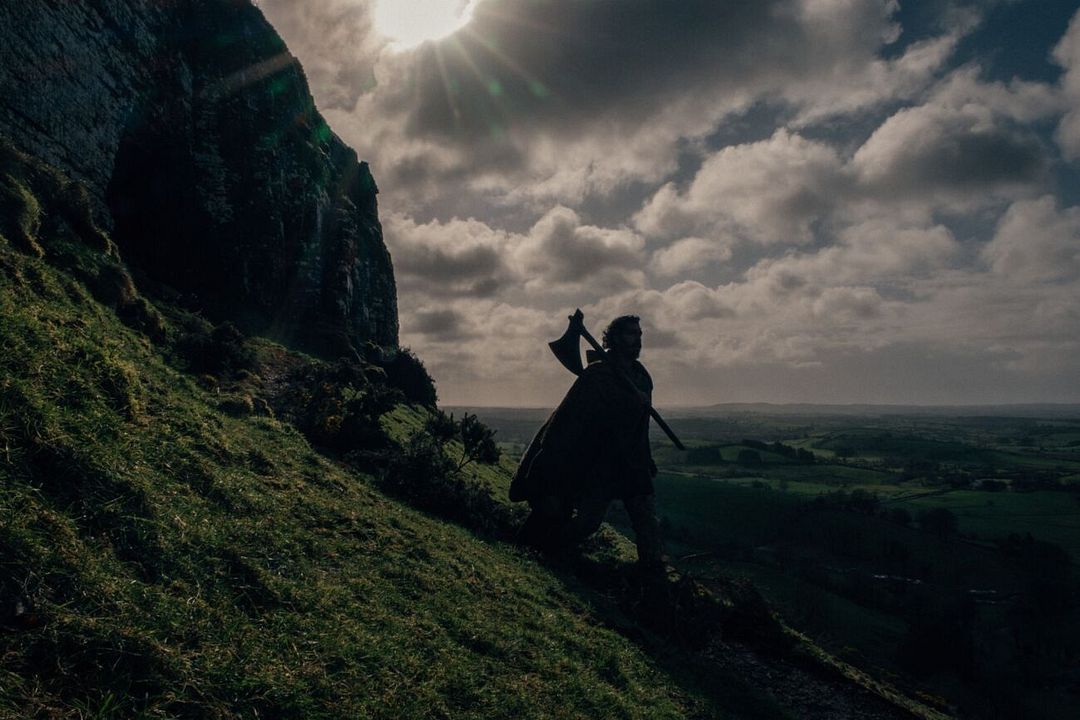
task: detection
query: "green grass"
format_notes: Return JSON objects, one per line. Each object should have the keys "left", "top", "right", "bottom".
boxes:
{"left": 0, "top": 182, "right": 737, "bottom": 718}
{"left": 889, "top": 490, "right": 1080, "bottom": 561}
{"left": 0, "top": 147, "right": 986, "bottom": 720}
{"left": 688, "top": 557, "right": 909, "bottom": 674}
{"left": 653, "top": 473, "right": 805, "bottom": 549}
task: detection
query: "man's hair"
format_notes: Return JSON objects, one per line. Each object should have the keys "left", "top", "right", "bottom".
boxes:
{"left": 602, "top": 315, "right": 641, "bottom": 350}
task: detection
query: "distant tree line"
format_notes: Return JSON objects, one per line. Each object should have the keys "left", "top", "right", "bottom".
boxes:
{"left": 741, "top": 439, "right": 817, "bottom": 464}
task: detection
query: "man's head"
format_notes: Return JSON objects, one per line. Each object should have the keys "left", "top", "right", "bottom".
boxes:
{"left": 602, "top": 315, "right": 642, "bottom": 361}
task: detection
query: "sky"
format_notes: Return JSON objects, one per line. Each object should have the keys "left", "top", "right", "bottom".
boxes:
{"left": 255, "top": 0, "right": 1080, "bottom": 408}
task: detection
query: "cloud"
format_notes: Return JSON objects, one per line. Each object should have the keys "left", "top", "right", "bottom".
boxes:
{"left": 254, "top": 0, "right": 1080, "bottom": 406}
{"left": 650, "top": 237, "right": 734, "bottom": 277}
{"left": 661, "top": 281, "right": 736, "bottom": 321}
{"left": 852, "top": 78, "right": 1051, "bottom": 205}
{"left": 634, "top": 66, "right": 1057, "bottom": 257}
{"left": 410, "top": 307, "right": 476, "bottom": 341}
{"left": 811, "top": 286, "right": 884, "bottom": 321}
{"left": 789, "top": 16, "right": 971, "bottom": 126}
{"left": 1054, "top": 9, "right": 1080, "bottom": 160}
{"left": 254, "top": 0, "right": 381, "bottom": 110}
{"left": 634, "top": 130, "right": 847, "bottom": 246}
{"left": 386, "top": 206, "right": 648, "bottom": 308}
{"left": 982, "top": 196, "right": 1080, "bottom": 283}
{"left": 384, "top": 213, "right": 513, "bottom": 297}
{"left": 514, "top": 206, "right": 646, "bottom": 292}
{"left": 261, "top": 0, "right": 967, "bottom": 212}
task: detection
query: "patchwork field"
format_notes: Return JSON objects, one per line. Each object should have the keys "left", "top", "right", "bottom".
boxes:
{"left": 468, "top": 406, "right": 1080, "bottom": 719}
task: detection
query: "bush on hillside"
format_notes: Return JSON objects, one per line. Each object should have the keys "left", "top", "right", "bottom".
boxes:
{"left": 454, "top": 412, "right": 500, "bottom": 470}
{"left": 175, "top": 320, "right": 257, "bottom": 376}
{"left": 423, "top": 408, "right": 457, "bottom": 443}
{"left": 378, "top": 433, "right": 518, "bottom": 538}
{"left": 379, "top": 347, "right": 437, "bottom": 407}
{"left": 280, "top": 359, "right": 401, "bottom": 455}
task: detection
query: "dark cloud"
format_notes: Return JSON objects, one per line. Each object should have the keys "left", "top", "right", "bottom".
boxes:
{"left": 857, "top": 118, "right": 1047, "bottom": 196}
{"left": 256, "top": 1, "right": 1080, "bottom": 406}
{"left": 386, "top": 214, "right": 513, "bottom": 297}
{"left": 403, "top": 1, "right": 786, "bottom": 140}
{"left": 395, "top": 241, "right": 503, "bottom": 284}
{"left": 410, "top": 307, "right": 476, "bottom": 341}
{"left": 391, "top": 0, "right": 908, "bottom": 147}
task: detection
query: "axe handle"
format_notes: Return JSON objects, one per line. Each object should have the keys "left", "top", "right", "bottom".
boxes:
{"left": 578, "top": 326, "right": 686, "bottom": 451}
{"left": 648, "top": 407, "right": 686, "bottom": 451}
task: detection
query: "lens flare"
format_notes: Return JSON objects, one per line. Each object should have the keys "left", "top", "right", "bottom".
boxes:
{"left": 372, "top": 0, "right": 477, "bottom": 50}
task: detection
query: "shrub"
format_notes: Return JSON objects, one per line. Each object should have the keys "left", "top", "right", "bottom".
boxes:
{"left": 279, "top": 360, "right": 399, "bottom": 455}
{"left": 379, "top": 347, "right": 437, "bottom": 407}
{"left": 454, "top": 412, "right": 500, "bottom": 470}
{"left": 423, "top": 409, "right": 457, "bottom": 443}
{"left": 175, "top": 321, "right": 256, "bottom": 376}
{"left": 378, "top": 433, "right": 517, "bottom": 538}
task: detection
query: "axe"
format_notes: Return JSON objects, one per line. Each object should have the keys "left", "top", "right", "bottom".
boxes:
{"left": 549, "top": 309, "right": 685, "bottom": 450}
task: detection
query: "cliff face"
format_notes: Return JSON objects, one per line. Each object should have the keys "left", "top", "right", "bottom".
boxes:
{"left": 0, "top": 0, "right": 398, "bottom": 357}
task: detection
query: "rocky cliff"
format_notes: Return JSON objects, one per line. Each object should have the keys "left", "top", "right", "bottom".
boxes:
{"left": 0, "top": 0, "right": 397, "bottom": 357}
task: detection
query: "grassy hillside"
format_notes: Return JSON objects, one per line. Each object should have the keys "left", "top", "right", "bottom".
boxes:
{"left": 1, "top": 168, "right": 701, "bottom": 718}
{"left": 0, "top": 144, "right": 804, "bottom": 719}
{"left": 2, "top": 143, "right": 962, "bottom": 720}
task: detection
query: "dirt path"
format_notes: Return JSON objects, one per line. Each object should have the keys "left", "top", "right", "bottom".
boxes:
{"left": 702, "top": 638, "right": 935, "bottom": 720}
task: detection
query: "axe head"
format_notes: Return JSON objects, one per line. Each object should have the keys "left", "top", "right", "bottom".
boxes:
{"left": 548, "top": 309, "right": 586, "bottom": 376}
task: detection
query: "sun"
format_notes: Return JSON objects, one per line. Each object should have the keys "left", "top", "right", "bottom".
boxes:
{"left": 372, "top": 0, "right": 477, "bottom": 50}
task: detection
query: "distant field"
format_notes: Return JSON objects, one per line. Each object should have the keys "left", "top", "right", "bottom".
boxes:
{"left": 888, "top": 489, "right": 1080, "bottom": 561}
{"left": 653, "top": 472, "right": 804, "bottom": 548}
{"left": 475, "top": 406, "right": 1080, "bottom": 717}
{"left": 658, "top": 468, "right": 1080, "bottom": 562}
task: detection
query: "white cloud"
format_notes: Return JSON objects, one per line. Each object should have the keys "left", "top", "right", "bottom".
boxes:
{"left": 982, "top": 196, "right": 1080, "bottom": 283}
{"left": 790, "top": 20, "right": 970, "bottom": 126}
{"left": 852, "top": 81, "right": 1050, "bottom": 206}
{"left": 384, "top": 213, "right": 513, "bottom": 297}
{"left": 513, "top": 206, "right": 646, "bottom": 292}
{"left": 634, "top": 130, "right": 847, "bottom": 246}
{"left": 650, "top": 237, "right": 734, "bottom": 277}
{"left": 1054, "top": 9, "right": 1080, "bottom": 160}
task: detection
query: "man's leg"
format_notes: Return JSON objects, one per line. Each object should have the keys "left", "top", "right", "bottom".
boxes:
{"left": 565, "top": 486, "right": 611, "bottom": 545}
{"left": 623, "top": 494, "right": 664, "bottom": 565}
{"left": 517, "top": 495, "right": 571, "bottom": 550}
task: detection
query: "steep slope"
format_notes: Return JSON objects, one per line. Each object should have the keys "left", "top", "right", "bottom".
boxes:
{"left": 0, "top": 149, "right": 718, "bottom": 718}
{"left": 0, "top": 0, "right": 396, "bottom": 357}
{"left": 0, "top": 3, "right": 956, "bottom": 718}
{"left": 0, "top": 137, "right": 952, "bottom": 720}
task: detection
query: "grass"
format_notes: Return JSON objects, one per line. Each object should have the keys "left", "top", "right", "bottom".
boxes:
{"left": 653, "top": 473, "right": 805, "bottom": 549}
{"left": 0, "top": 177, "right": 722, "bottom": 718}
{"left": 889, "top": 490, "right": 1080, "bottom": 561}
{"left": 0, "top": 150, "right": 831, "bottom": 719}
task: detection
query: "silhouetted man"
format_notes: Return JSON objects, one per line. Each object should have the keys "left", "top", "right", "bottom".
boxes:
{"left": 511, "top": 315, "right": 664, "bottom": 571}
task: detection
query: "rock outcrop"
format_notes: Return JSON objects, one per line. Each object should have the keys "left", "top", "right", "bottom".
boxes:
{"left": 0, "top": 0, "right": 398, "bottom": 357}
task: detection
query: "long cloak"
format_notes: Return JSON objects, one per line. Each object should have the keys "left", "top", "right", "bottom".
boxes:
{"left": 509, "top": 359, "right": 654, "bottom": 503}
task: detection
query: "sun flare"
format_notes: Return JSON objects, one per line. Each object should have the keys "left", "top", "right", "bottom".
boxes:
{"left": 372, "top": 0, "right": 477, "bottom": 50}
